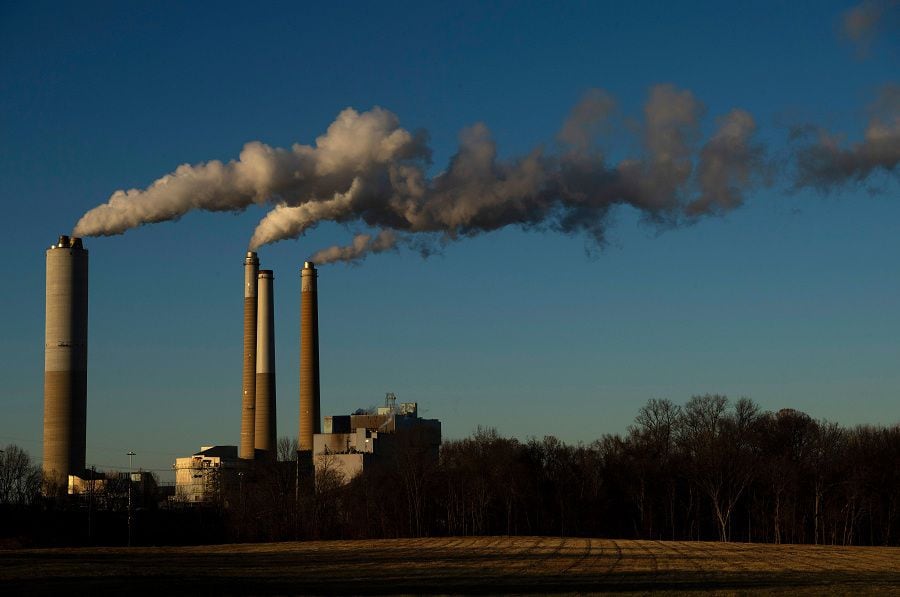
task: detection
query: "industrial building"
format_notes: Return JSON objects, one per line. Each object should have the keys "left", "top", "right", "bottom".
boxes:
{"left": 314, "top": 394, "right": 441, "bottom": 485}
{"left": 67, "top": 470, "right": 158, "bottom": 502}
{"left": 43, "top": 238, "right": 442, "bottom": 508}
{"left": 173, "top": 446, "right": 241, "bottom": 503}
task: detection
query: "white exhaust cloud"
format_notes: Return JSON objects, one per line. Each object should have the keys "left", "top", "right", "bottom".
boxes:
{"left": 73, "top": 108, "right": 428, "bottom": 238}
{"left": 73, "top": 83, "right": 896, "bottom": 264}
{"left": 247, "top": 84, "right": 764, "bottom": 261}
{"left": 310, "top": 230, "right": 398, "bottom": 264}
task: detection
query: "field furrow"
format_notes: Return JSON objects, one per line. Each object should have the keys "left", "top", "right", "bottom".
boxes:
{"left": 1, "top": 536, "right": 898, "bottom": 595}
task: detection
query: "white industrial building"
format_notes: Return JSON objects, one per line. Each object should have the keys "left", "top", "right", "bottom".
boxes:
{"left": 173, "top": 445, "right": 240, "bottom": 503}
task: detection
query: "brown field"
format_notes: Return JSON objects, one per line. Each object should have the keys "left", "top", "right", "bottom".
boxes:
{"left": 1, "top": 537, "right": 898, "bottom": 595}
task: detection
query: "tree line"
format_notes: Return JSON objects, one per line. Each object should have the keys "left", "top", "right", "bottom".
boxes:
{"left": 1, "top": 395, "right": 898, "bottom": 547}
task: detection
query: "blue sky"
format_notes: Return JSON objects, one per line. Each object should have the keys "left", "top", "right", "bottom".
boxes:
{"left": 1, "top": 1, "right": 897, "bottom": 479}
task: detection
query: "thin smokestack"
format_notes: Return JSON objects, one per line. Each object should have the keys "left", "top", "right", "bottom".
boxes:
{"left": 240, "top": 251, "right": 259, "bottom": 460}
{"left": 299, "top": 261, "right": 320, "bottom": 453}
{"left": 255, "top": 269, "right": 276, "bottom": 458}
{"left": 43, "top": 235, "right": 88, "bottom": 488}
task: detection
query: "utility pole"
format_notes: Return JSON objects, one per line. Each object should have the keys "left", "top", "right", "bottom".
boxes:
{"left": 127, "top": 451, "right": 135, "bottom": 547}
{"left": 88, "top": 465, "right": 95, "bottom": 544}
{"left": 238, "top": 471, "right": 245, "bottom": 541}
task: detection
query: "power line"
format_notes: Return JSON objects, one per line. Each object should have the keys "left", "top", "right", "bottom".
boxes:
{"left": 0, "top": 434, "right": 186, "bottom": 457}
{"left": 90, "top": 463, "right": 175, "bottom": 473}
{"left": 0, "top": 435, "right": 41, "bottom": 445}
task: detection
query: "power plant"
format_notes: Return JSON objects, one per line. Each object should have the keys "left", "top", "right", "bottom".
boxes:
{"left": 43, "top": 235, "right": 89, "bottom": 486}
{"left": 43, "top": 239, "right": 441, "bottom": 501}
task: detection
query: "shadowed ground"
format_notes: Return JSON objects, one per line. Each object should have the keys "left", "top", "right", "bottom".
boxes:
{"left": 1, "top": 536, "right": 898, "bottom": 595}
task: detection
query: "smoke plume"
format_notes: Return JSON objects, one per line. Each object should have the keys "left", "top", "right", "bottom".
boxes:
{"left": 841, "top": 0, "right": 898, "bottom": 54}
{"left": 245, "top": 84, "right": 765, "bottom": 262}
{"left": 793, "top": 84, "right": 900, "bottom": 191}
{"left": 687, "top": 109, "right": 761, "bottom": 216}
{"left": 311, "top": 230, "right": 398, "bottom": 264}
{"left": 73, "top": 83, "right": 896, "bottom": 264}
{"left": 73, "top": 108, "right": 429, "bottom": 237}
{"left": 557, "top": 89, "right": 616, "bottom": 152}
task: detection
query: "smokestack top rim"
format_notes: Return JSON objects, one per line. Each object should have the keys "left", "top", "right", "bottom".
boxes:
{"left": 258, "top": 269, "right": 274, "bottom": 278}
{"left": 303, "top": 261, "right": 316, "bottom": 270}
{"left": 245, "top": 251, "right": 259, "bottom": 264}
{"left": 50, "top": 235, "right": 86, "bottom": 251}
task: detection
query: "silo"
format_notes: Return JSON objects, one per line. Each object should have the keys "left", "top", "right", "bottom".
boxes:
{"left": 298, "top": 261, "right": 320, "bottom": 453}
{"left": 43, "top": 235, "right": 88, "bottom": 486}
{"left": 240, "top": 251, "right": 259, "bottom": 460}
{"left": 254, "top": 269, "right": 276, "bottom": 458}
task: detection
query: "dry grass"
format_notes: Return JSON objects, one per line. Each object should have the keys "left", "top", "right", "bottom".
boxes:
{"left": 1, "top": 536, "right": 898, "bottom": 595}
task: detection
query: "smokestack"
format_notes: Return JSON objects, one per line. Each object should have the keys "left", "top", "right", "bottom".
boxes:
{"left": 240, "top": 251, "right": 259, "bottom": 460}
{"left": 43, "top": 235, "right": 88, "bottom": 487}
{"left": 254, "top": 270, "right": 276, "bottom": 458}
{"left": 298, "top": 261, "right": 320, "bottom": 453}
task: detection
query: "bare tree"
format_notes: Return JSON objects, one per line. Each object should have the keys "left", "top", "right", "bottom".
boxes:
{"left": 762, "top": 409, "right": 816, "bottom": 543}
{"left": 277, "top": 436, "right": 299, "bottom": 462}
{"left": 0, "top": 445, "right": 41, "bottom": 505}
{"left": 394, "top": 426, "right": 440, "bottom": 537}
{"left": 630, "top": 399, "right": 682, "bottom": 539}
{"left": 678, "top": 395, "right": 762, "bottom": 541}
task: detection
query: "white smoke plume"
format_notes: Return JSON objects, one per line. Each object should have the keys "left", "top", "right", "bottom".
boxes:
{"left": 793, "top": 84, "right": 900, "bottom": 190}
{"left": 310, "top": 230, "right": 398, "bottom": 264}
{"left": 73, "top": 108, "right": 428, "bottom": 237}
{"left": 246, "top": 84, "right": 766, "bottom": 261}
{"left": 77, "top": 84, "right": 868, "bottom": 263}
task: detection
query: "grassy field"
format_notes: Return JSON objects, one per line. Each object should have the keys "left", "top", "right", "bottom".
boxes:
{"left": 1, "top": 536, "right": 898, "bottom": 595}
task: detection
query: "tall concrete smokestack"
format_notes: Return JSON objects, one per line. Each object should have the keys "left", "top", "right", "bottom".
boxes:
{"left": 240, "top": 251, "right": 259, "bottom": 460}
{"left": 43, "top": 235, "right": 88, "bottom": 487}
{"left": 254, "top": 270, "right": 276, "bottom": 458}
{"left": 299, "top": 261, "right": 320, "bottom": 453}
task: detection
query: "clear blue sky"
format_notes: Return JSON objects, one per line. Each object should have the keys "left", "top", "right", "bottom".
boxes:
{"left": 1, "top": 1, "right": 897, "bottom": 480}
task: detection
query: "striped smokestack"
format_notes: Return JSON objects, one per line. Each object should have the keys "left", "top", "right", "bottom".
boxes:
{"left": 298, "top": 261, "right": 320, "bottom": 453}
{"left": 240, "top": 251, "right": 259, "bottom": 460}
{"left": 43, "top": 235, "right": 88, "bottom": 488}
{"left": 254, "top": 269, "right": 276, "bottom": 458}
